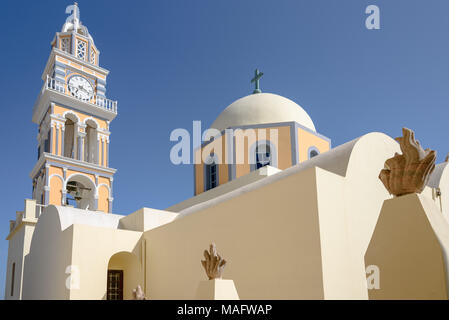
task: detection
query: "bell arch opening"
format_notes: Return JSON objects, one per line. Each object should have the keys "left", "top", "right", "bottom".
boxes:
{"left": 65, "top": 174, "right": 96, "bottom": 210}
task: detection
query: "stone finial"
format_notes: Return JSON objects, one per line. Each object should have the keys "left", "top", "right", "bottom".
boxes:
{"left": 201, "top": 243, "right": 227, "bottom": 280}
{"left": 379, "top": 128, "right": 436, "bottom": 196}
{"left": 132, "top": 285, "right": 146, "bottom": 300}
{"left": 445, "top": 153, "right": 449, "bottom": 162}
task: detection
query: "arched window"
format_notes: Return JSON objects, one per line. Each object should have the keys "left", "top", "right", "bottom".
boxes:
{"left": 205, "top": 154, "right": 219, "bottom": 191}
{"left": 255, "top": 144, "right": 272, "bottom": 169}
{"left": 84, "top": 120, "right": 98, "bottom": 164}
{"left": 64, "top": 117, "right": 76, "bottom": 158}
{"left": 44, "top": 129, "right": 51, "bottom": 153}
{"left": 249, "top": 141, "right": 277, "bottom": 172}
{"left": 309, "top": 147, "right": 320, "bottom": 159}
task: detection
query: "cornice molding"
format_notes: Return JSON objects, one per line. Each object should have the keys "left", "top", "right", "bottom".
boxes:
{"left": 41, "top": 48, "right": 109, "bottom": 82}
{"left": 30, "top": 152, "right": 117, "bottom": 180}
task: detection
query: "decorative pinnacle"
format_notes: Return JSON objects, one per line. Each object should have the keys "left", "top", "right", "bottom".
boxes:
{"left": 379, "top": 127, "right": 436, "bottom": 196}
{"left": 251, "top": 69, "right": 264, "bottom": 94}
{"left": 201, "top": 243, "right": 227, "bottom": 280}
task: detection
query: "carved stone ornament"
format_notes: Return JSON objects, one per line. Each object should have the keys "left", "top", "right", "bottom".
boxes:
{"left": 201, "top": 243, "right": 227, "bottom": 280}
{"left": 132, "top": 285, "right": 146, "bottom": 300}
{"left": 379, "top": 128, "right": 436, "bottom": 196}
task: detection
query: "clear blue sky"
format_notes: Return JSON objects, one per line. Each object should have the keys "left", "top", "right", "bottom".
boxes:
{"left": 0, "top": 0, "right": 448, "bottom": 298}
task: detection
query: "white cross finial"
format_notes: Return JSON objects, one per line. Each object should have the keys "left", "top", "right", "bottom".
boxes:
{"left": 65, "top": 2, "right": 81, "bottom": 31}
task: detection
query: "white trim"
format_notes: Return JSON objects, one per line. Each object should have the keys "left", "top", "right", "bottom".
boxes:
{"left": 62, "top": 110, "right": 81, "bottom": 123}
{"left": 29, "top": 153, "right": 117, "bottom": 180}
{"left": 41, "top": 48, "right": 109, "bottom": 82}
{"left": 97, "top": 183, "right": 111, "bottom": 194}
{"left": 49, "top": 174, "right": 64, "bottom": 183}
{"left": 83, "top": 116, "right": 100, "bottom": 128}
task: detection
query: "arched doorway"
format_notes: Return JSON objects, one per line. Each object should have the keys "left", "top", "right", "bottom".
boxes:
{"left": 65, "top": 174, "right": 96, "bottom": 210}
{"left": 107, "top": 252, "right": 142, "bottom": 300}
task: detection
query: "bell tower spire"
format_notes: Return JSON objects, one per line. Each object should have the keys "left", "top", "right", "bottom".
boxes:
{"left": 30, "top": 3, "right": 118, "bottom": 213}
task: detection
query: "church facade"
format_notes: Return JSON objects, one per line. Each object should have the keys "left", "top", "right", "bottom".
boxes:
{"left": 4, "top": 4, "right": 449, "bottom": 300}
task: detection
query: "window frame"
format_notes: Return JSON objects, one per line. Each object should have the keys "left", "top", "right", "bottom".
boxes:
{"left": 107, "top": 269, "right": 124, "bottom": 300}
{"left": 308, "top": 146, "right": 320, "bottom": 159}
{"left": 204, "top": 154, "right": 219, "bottom": 191}
{"left": 60, "top": 37, "right": 71, "bottom": 53}
{"left": 249, "top": 140, "right": 278, "bottom": 172}
{"left": 10, "top": 262, "right": 15, "bottom": 297}
{"left": 76, "top": 38, "right": 87, "bottom": 61}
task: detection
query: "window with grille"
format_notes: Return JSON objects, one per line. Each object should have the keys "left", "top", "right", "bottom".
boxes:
{"left": 205, "top": 155, "right": 218, "bottom": 191}
{"left": 90, "top": 49, "right": 96, "bottom": 65}
{"left": 107, "top": 270, "right": 123, "bottom": 300}
{"left": 61, "top": 38, "right": 70, "bottom": 53}
{"left": 256, "top": 144, "right": 271, "bottom": 169}
{"left": 76, "top": 40, "right": 87, "bottom": 60}
{"left": 44, "top": 130, "right": 51, "bottom": 153}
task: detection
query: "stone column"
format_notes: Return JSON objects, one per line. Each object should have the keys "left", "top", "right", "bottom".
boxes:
{"left": 106, "top": 140, "right": 109, "bottom": 167}
{"left": 96, "top": 130, "right": 100, "bottom": 165}
{"left": 108, "top": 197, "right": 114, "bottom": 213}
{"left": 55, "top": 124, "right": 59, "bottom": 156}
{"left": 50, "top": 122, "right": 55, "bottom": 155}
{"left": 61, "top": 124, "right": 65, "bottom": 157}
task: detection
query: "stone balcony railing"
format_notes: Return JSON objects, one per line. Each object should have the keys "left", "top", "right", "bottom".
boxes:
{"left": 45, "top": 75, "right": 118, "bottom": 114}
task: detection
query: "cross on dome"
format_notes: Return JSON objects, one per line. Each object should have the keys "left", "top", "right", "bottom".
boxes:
{"left": 251, "top": 69, "right": 264, "bottom": 94}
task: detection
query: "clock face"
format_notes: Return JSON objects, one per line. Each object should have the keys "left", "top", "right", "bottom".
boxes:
{"left": 68, "top": 76, "right": 94, "bottom": 101}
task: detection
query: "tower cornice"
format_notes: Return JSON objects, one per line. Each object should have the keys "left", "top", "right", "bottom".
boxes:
{"left": 41, "top": 48, "right": 110, "bottom": 81}
{"left": 30, "top": 152, "right": 117, "bottom": 181}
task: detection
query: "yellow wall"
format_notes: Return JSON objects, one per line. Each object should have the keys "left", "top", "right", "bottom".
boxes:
{"left": 98, "top": 185, "right": 109, "bottom": 213}
{"left": 195, "top": 134, "right": 230, "bottom": 195}
{"left": 98, "top": 177, "right": 110, "bottom": 188}
{"left": 146, "top": 167, "right": 325, "bottom": 299}
{"left": 49, "top": 176, "right": 63, "bottom": 206}
{"left": 56, "top": 56, "right": 105, "bottom": 80}
{"left": 365, "top": 194, "right": 449, "bottom": 300}
{"left": 195, "top": 126, "right": 292, "bottom": 195}
{"left": 107, "top": 252, "right": 142, "bottom": 300}
{"left": 49, "top": 124, "right": 64, "bottom": 156}
{"left": 49, "top": 166, "right": 63, "bottom": 178}
{"left": 47, "top": 165, "right": 111, "bottom": 213}
{"left": 298, "top": 128, "right": 330, "bottom": 162}
{"left": 21, "top": 206, "right": 143, "bottom": 300}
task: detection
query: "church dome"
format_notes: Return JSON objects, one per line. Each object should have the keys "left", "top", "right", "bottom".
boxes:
{"left": 211, "top": 93, "right": 316, "bottom": 132}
